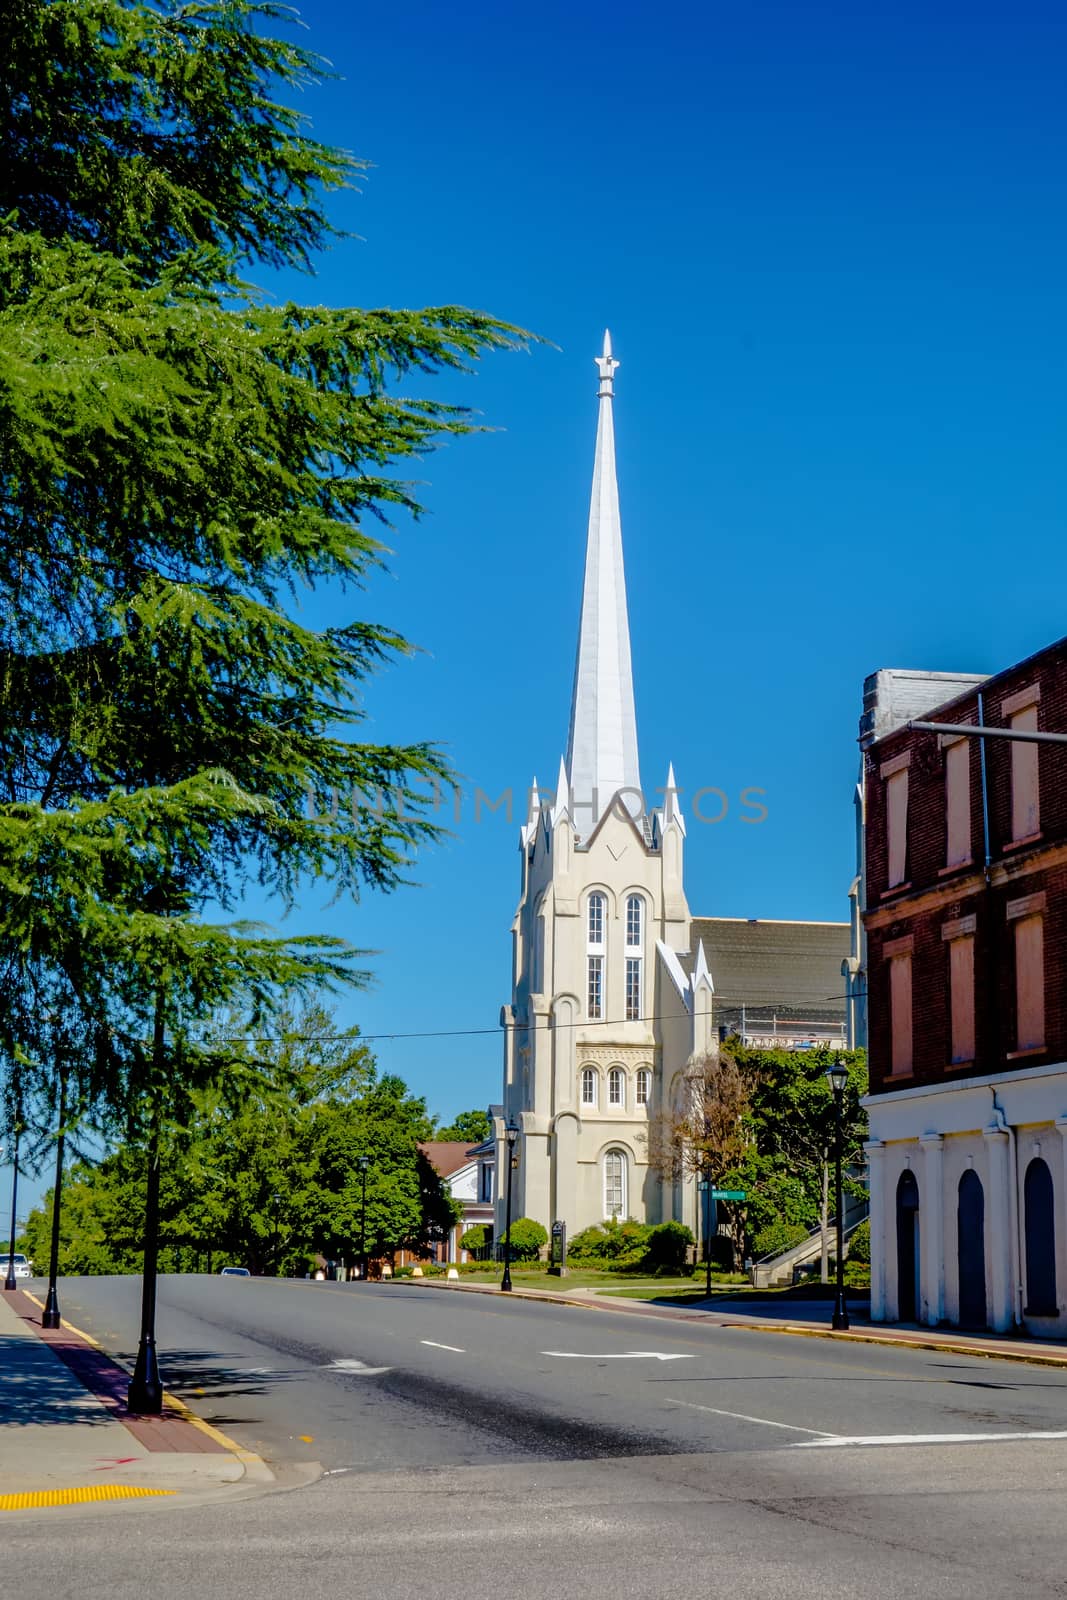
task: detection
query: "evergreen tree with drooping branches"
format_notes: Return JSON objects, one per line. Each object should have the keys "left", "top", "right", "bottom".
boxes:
{"left": 0, "top": 0, "right": 528, "bottom": 1133}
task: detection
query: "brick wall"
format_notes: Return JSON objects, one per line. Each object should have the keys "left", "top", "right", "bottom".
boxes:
{"left": 864, "top": 636, "right": 1067, "bottom": 1096}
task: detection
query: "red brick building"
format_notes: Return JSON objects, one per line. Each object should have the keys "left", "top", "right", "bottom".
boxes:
{"left": 863, "top": 635, "right": 1067, "bottom": 1334}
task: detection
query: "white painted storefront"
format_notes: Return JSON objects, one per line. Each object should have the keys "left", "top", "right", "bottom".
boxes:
{"left": 866, "top": 1060, "right": 1067, "bottom": 1337}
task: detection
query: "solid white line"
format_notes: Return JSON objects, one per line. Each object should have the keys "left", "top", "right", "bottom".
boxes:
{"left": 421, "top": 1340, "right": 466, "bottom": 1353}
{"left": 793, "top": 1429, "right": 1067, "bottom": 1449}
{"left": 665, "top": 1399, "right": 839, "bottom": 1438}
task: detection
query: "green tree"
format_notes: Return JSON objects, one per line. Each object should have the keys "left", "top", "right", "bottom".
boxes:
{"left": 0, "top": 0, "right": 528, "bottom": 1141}
{"left": 434, "top": 1111, "right": 491, "bottom": 1145}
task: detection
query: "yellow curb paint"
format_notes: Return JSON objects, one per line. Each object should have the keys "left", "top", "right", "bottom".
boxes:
{"left": 0, "top": 1486, "right": 174, "bottom": 1511}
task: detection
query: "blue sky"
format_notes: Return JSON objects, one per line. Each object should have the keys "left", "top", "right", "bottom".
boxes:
{"left": 7, "top": 0, "right": 1067, "bottom": 1223}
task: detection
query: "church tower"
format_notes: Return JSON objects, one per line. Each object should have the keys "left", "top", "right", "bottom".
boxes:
{"left": 497, "top": 336, "right": 714, "bottom": 1242}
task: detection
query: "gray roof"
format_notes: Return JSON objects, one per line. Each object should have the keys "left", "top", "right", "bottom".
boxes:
{"left": 684, "top": 917, "right": 850, "bottom": 1021}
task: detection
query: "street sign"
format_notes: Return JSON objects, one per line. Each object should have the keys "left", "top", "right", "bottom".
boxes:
{"left": 711, "top": 1188, "right": 746, "bottom": 1202}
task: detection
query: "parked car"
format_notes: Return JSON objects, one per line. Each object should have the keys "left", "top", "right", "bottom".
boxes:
{"left": 1, "top": 1253, "right": 32, "bottom": 1279}
{"left": 219, "top": 1265, "right": 251, "bottom": 1277}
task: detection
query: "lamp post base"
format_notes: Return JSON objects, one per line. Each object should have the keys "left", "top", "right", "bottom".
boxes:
{"left": 127, "top": 1339, "right": 164, "bottom": 1414}
{"left": 2, "top": 1275, "right": 15, "bottom": 1293}
{"left": 831, "top": 1299, "right": 850, "bottom": 1331}
{"left": 41, "top": 1285, "right": 61, "bottom": 1329}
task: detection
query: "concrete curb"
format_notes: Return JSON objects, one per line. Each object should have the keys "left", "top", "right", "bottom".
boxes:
{"left": 395, "top": 1276, "right": 1067, "bottom": 1371}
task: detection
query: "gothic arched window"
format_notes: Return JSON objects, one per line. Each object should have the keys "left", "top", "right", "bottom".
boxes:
{"left": 608, "top": 1068, "right": 625, "bottom": 1108}
{"left": 625, "top": 895, "right": 643, "bottom": 950}
{"left": 581, "top": 1067, "right": 598, "bottom": 1108}
{"left": 625, "top": 896, "right": 644, "bottom": 1020}
{"left": 587, "top": 892, "right": 606, "bottom": 1019}
{"left": 604, "top": 1149, "right": 627, "bottom": 1219}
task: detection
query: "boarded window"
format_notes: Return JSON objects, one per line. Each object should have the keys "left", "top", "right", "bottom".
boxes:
{"left": 1011, "top": 704, "right": 1040, "bottom": 841}
{"left": 1015, "top": 916, "right": 1045, "bottom": 1051}
{"left": 887, "top": 769, "right": 909, "bottom": 888}
{"left": 890, "top": 954, "right": 913, "bottom": 1076}
{"left": 949, "top": 935, "right": 976, "bottom": 1063}
{"left": 945, "top": 739, "right": 971, "bottom": 867}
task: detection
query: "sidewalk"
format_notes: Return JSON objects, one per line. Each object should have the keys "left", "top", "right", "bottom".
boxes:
{"left": 411, "top": 1276, "right": 1067, "bottom": 1369}
{"left": 0, "top": 1290, "right": 270, "bottom": 1510}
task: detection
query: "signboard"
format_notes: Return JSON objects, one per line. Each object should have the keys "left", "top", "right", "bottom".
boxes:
{"left": 712, "top": 1189, "right": 746, "bottom": 1202}
{"left": 549, "top": 1219, "right": 567, "bottom": 1275}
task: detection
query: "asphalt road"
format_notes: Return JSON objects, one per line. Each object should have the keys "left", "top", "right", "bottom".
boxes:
{"left": 12, "top": 1274, "right": 1067, "bottom": 1599}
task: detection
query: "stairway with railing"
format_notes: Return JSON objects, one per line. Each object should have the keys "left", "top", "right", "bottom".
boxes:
{"left": 750, "top": 1207, "right": 869, "bottom": 1289}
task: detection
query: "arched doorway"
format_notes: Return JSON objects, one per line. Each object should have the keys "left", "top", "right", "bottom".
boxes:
{"left": 896, "top": 1169, "right": 920, "bottom": 1321}
{"left": 957, "top": 1169, "right": 987, "bottom": 1330}
{"left": 1024, "top": 1157, "right": 1057, "bottom": 1316}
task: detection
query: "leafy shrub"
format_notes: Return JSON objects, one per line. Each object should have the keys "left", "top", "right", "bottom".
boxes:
{"left": 568, "top": 1218, "right": 651, "bottom": 1262}
{"left": 752, "top": 1219, "right": 810, "bottom": 1260}
{"left": 846, "top": 1218, "right": 870, "bottom": 1264}
{"left": 643, "top": 1221, "right": 694, "bottom": 1274}
{"left": 568, "top": 1225, "right": 612, "bottom": 1261}
{"left": 507, "top": 1218, "right": 548, "bottom": 1261}
{"left": 460, "top": 1225, "right": 488, "bottom": 1252}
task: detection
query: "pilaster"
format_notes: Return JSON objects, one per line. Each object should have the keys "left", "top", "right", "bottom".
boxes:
{"left": 983, "top": 1126, "right": 1014, "bottom": 1332}
{"left": 919, "top": 1134, "right": 945, "bottom": 1325}
{"left": 865, "top": 1140, "right": 887, "bottom": 1321}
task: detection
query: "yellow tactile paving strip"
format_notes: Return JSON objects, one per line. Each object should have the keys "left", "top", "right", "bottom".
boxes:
{"left": 0, "top": 1486, "right": 175, "bottom": 1511}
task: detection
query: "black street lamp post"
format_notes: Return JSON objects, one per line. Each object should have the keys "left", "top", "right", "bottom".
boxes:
{"left": 358, "top": 1156, "right": 369, "bottom": 1280}
{"left": 272, "top": 1192, "right": 281, "bottom": 1277}
{"left": 128, "top": 995, "right": 166, "bottom": 1414}
{"left": 501, "top": 1116, "right": 519, "bottom": 1292}
{"left": 42, "top": 1066, "right": 69, "bottom": 1328}
{"left": 825, "top": 1059, "right": 850, "bottom": 1332}
{"left": 3, "top": 1127, "right": 20, "bottom": 1292}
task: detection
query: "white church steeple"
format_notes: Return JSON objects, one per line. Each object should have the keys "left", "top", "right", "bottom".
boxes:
{"left": 565, "top": 331, "right": 642, "bottom": 838}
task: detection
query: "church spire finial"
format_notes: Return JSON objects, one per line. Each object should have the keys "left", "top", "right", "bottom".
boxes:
{"left": 565, "top": 331, "right": 641, "bottom": 838}
{"left": 595, "top": 329, "right": 618, "bottom": 398}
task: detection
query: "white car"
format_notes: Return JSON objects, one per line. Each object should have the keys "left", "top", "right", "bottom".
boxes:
{"left": 2, "top": 1253, "right": 32, "bottom": 1279}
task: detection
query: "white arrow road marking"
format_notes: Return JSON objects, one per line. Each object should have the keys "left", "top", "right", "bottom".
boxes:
{"left": 326, "top": 1358, "right": 392, "bottom": 1376}
{"left": 793, "top": 1429, "right": 1067, "bottom": 1449}
{"left": 421, "top": 1341, "right": 466, "bottom": 1353}
{"left": 542, "top": 1351, "right": 695, "bottom": 1362}
{"left": 666, "top": 1399, "right": 839, "bottom": 1438}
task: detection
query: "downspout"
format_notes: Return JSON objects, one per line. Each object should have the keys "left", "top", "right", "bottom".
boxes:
{"left": 990, "top": 1087, "right": 1023, "bottom": 1327}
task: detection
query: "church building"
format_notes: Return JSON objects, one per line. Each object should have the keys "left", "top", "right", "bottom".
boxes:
{"left": 494, "top": 335, "right": 849, "bottom": 1245}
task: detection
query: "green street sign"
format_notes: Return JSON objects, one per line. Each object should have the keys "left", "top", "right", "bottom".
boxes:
{"left": 711, "top": 1188, "right": 746, "bottom": 1202}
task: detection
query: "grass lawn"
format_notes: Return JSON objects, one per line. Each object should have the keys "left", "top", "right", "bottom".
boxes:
{"left": 400, "top": 1269, "right": 739, "bottom": 1295}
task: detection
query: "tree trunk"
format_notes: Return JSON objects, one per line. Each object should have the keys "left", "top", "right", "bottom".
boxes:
{"left": 820, "top": 1150, "right": 830, "bottom": 1284}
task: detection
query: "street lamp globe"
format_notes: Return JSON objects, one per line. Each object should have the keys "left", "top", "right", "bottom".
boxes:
{"left": 825, "top": 1060, "right": 849, "bottom": 1096}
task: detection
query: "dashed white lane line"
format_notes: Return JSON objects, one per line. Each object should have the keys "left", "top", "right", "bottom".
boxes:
{"left": 665, "top": 1399, "right": 839, "bottom": 1438}
{"left": 421, "top": 1341, "right": 466, "bottom": 1353}
{"left": 792, "top": 1429, "right": 1067, "bottom": 1449}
